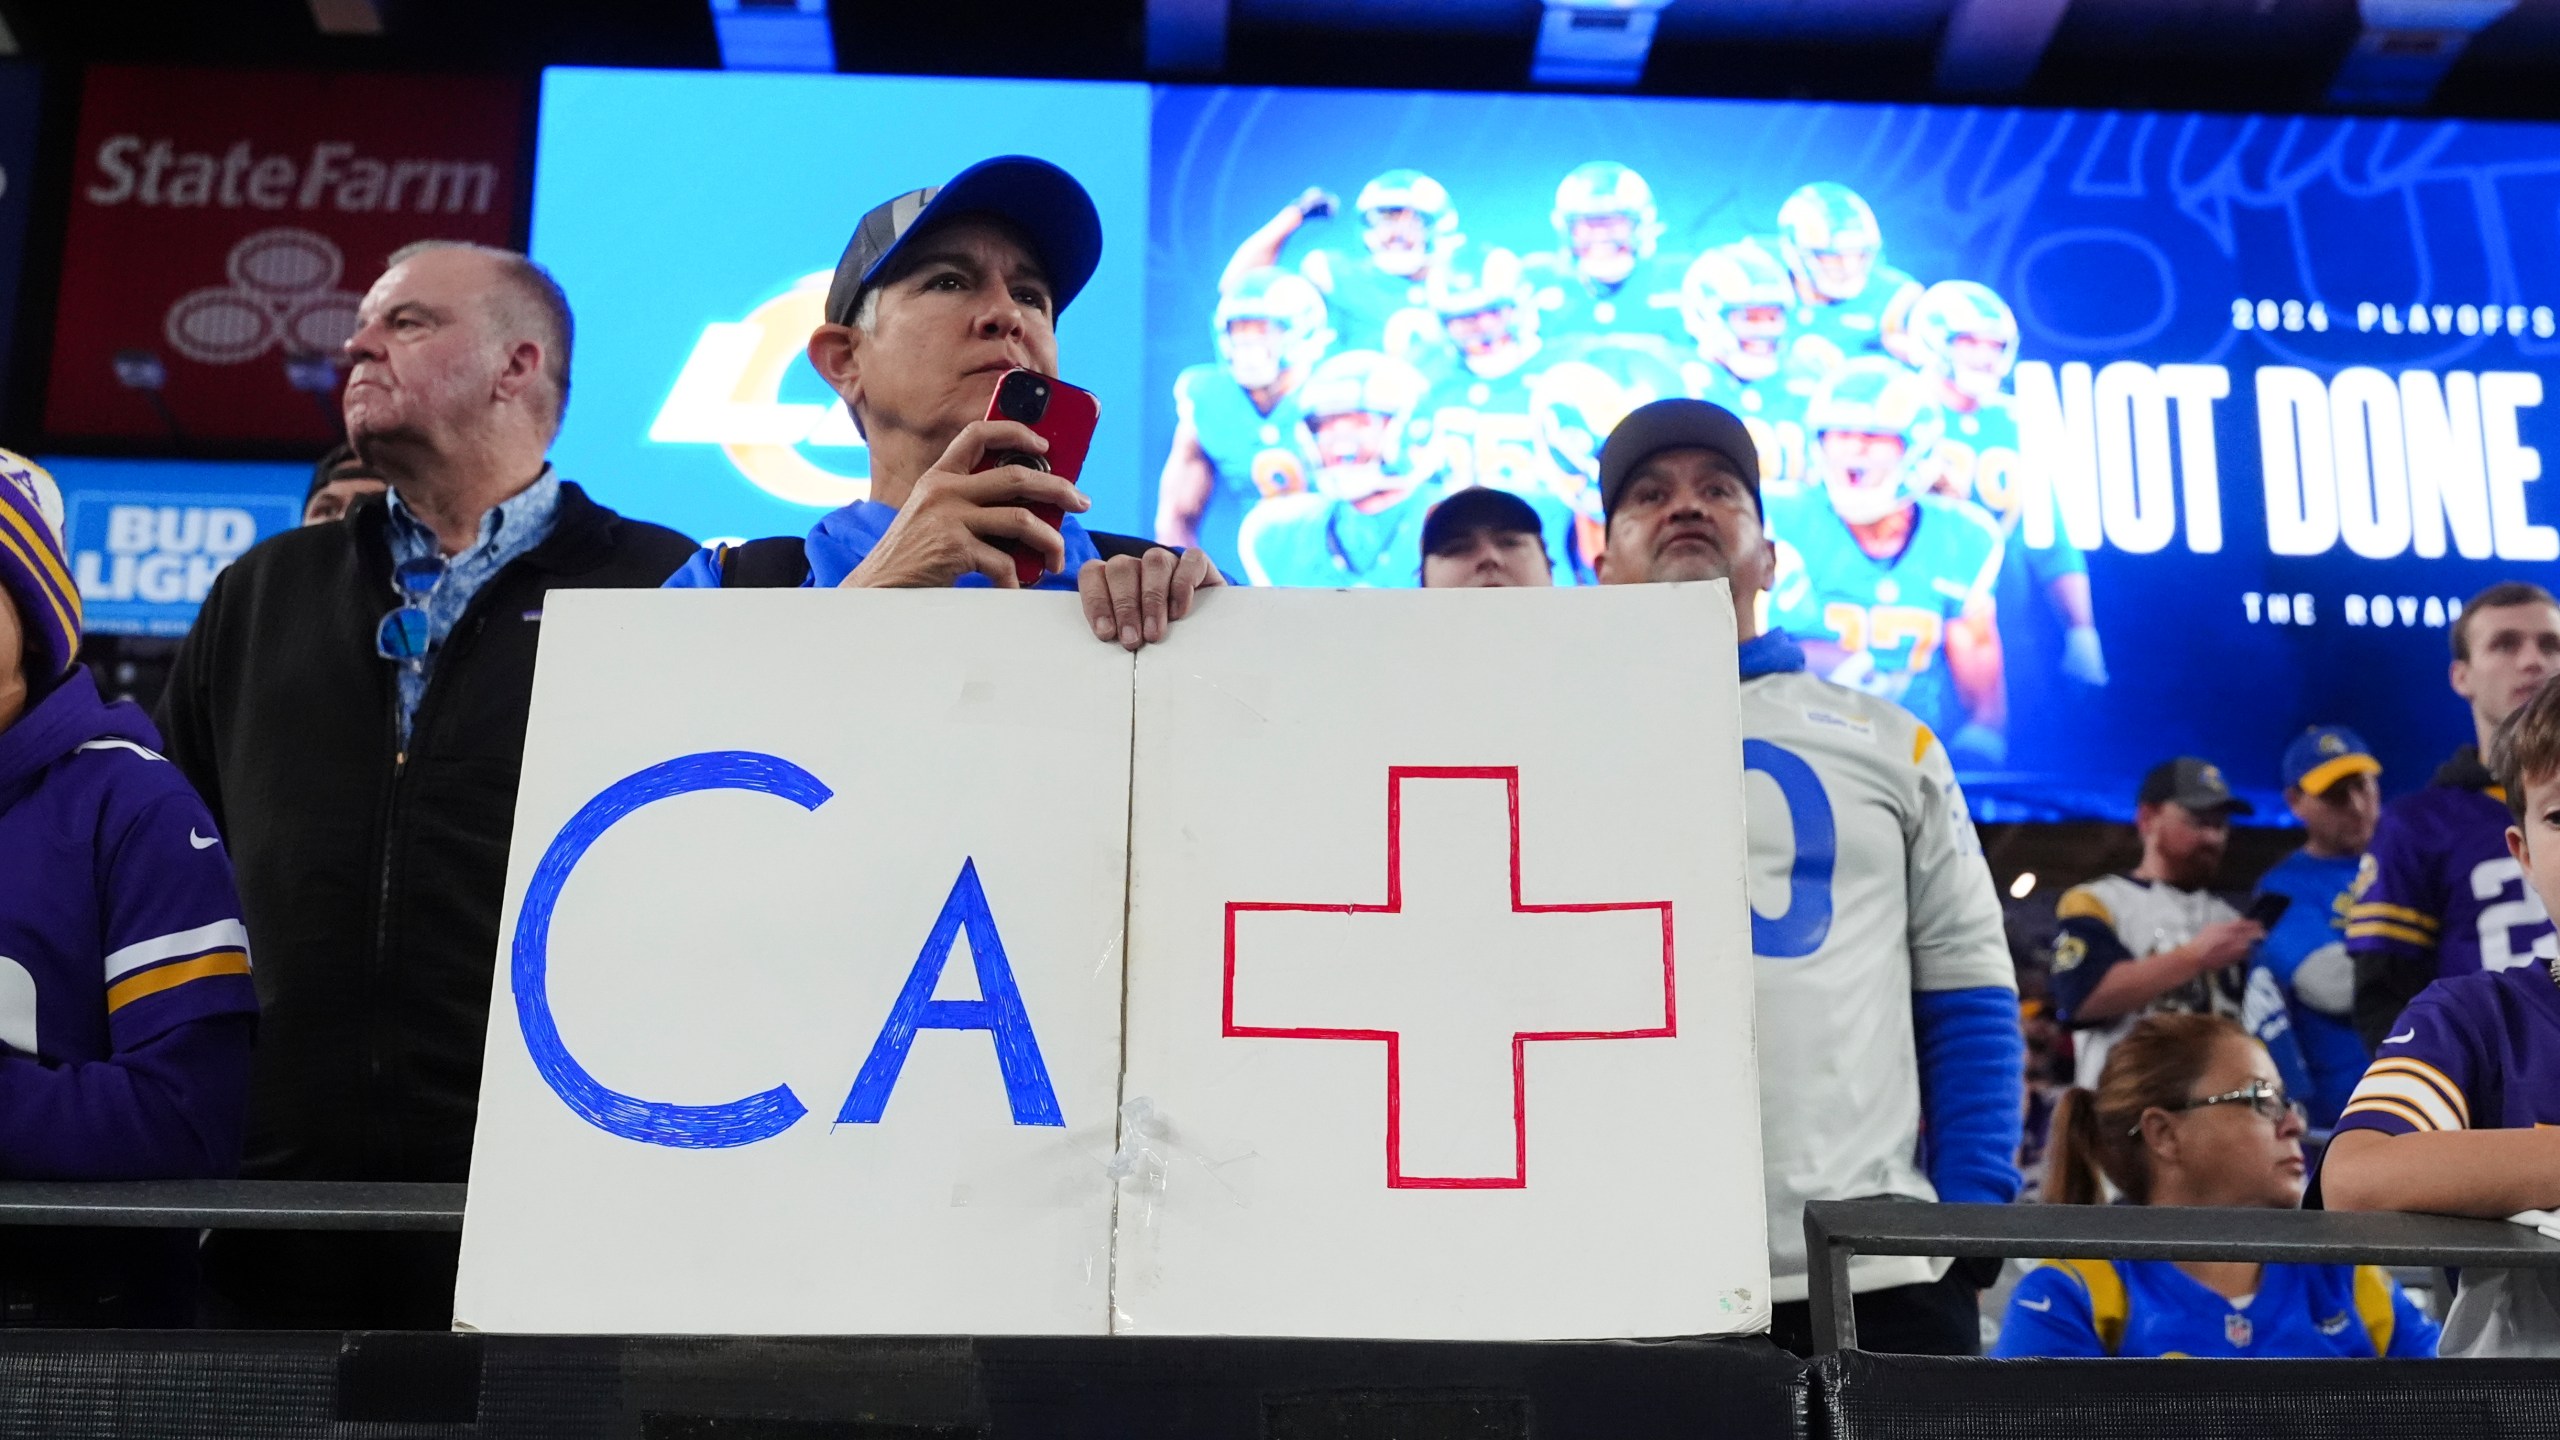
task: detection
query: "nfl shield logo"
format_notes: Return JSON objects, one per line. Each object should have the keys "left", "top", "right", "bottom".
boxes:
{"left": 2225, "top": 1311, "right": 2254, "bottom": 1348}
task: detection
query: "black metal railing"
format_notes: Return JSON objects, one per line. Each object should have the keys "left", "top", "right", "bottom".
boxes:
{"left": 1804, "top": 1198, "right": 2560, "bottom": 1354}
{"left": 0, "top": 1179, "right": 463, "bottom": 1231}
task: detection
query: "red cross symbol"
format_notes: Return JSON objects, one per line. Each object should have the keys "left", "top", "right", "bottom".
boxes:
{"left": 1221, "top": 767, "right": 1676, "bottom": 1189}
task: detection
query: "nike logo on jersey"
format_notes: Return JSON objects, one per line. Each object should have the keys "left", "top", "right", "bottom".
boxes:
{"left": 2018, "top": 1296, "right": 2053, "bottom": 1312}
{"left": 2386, "top": 1029, "right": 2416, "bottom": 1045}
{"left": 189, "top": 830, "right": 220, "bottom": 850}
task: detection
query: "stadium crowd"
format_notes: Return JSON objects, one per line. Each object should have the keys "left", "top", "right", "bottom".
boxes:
{"left": 7, "top": 151, "right": 2560, "bottom": 1362}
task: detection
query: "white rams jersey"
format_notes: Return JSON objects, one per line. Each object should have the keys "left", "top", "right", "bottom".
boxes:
{"left": 2054, "top": 875, "right": 2256, "bottom": 1090}
{"left": 1742, "top": 664, "right": 2014, "bottom": 1301}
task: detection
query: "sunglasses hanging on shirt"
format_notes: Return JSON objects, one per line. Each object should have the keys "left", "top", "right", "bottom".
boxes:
{"left": 376, "top": 555, "right": 449, "bottom": 668}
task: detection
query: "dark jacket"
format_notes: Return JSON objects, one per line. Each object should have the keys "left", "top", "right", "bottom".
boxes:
{"left": 155, "top": 482, "right": 696, "bottom": 1183}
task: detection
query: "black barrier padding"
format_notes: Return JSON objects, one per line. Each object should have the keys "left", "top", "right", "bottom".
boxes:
{"left": 973, "top": 1335, "right": 1805, "bottom": 1440}
{"left": 1817, "top": 1352, "right": 2560, "bottom": 1440}
{"left": 641, "top": 1418, "right": 980, "bottom": 1439}
{"left": 0, "top": 1332, "right": 1804, "bottom": 1440}
{"left": 337, "top": 1330, "right": 482, "bottom": 1423}
{"left": 1263, "top": 1388, "right": 1527, "bottom": 1439}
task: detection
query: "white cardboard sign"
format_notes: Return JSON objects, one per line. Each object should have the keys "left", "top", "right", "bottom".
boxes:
{"left": 456, "top": 583, "right": 1766, "bottom": 1339}
{"left": 1115, "top": 586, "right": 1766, "bottom": 1338}
{"left": 455, "top": 590, "right": 1134, "bottom": 1335}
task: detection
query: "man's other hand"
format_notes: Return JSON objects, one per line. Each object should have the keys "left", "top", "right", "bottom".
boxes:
{"left": 1080, "top": 546, "right": 1222, "bottom": 651}
{"left": 842, "top": 420, "right": 1091, "bottom": 590}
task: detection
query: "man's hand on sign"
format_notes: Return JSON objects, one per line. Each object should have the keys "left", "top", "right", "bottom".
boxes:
{"left": 842, "top": 420, "right": 1089, "bottom": 590}
{"left": 1081, "top": 545, "right": 1221, "bottom": 652}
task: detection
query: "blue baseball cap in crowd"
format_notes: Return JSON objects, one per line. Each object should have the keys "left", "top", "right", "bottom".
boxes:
{"left": 823, "top": 156, "right": 1104, "bottom": 327}
{"left": 2282, "top": 725, "right": 2381, "bottom": 795}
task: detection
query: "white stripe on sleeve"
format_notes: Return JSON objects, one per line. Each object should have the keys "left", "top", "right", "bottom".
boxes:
{"left": 103, "top": 919, "right": 251, "bottom": 982}
{"left": 2344, "top": 1070, "right": 2465, "bottom": 1133}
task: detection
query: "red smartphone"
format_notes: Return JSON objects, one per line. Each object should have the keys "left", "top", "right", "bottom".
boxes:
{"left": 976, "top": 367, "right": 1100, "bottom": 586}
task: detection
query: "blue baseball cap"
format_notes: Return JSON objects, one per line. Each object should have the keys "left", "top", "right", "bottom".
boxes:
{"left": 2283, "top": 725, "right": 2381, "bottom": 795}
{"left": 823, "top": 156, "right": 1104, "bottom": 327}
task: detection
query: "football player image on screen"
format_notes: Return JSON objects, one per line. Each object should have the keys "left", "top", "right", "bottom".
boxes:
{"left": 1410, "top": 246, "right": 1583, "bottom": 584}
{"left": 1156, "top": 267, "right": 1334, "bottom": 566}
{"left": 1528, "top": 337, "right": 1686, "bottom": 582}
{"left": 1237, "top": 349, "right": 1449, "bottom": 587}
{"left": 1774, "top": 182, "right": 1925, "bottom": 372}
{"left": 1678, "top": 239, "right": 1817, "bottom": 495}
{"left": 1768, "top": 357, "right": 2008, "bottom": 765}
{"left": 1522, "top": 162, "right": 1689, "bottom": 348}
{"left": 1906, "top": 280, "right": 2109, "bottom": 687}
{"left": 1223, "top": 171, "right": 1458, "bottom": 358}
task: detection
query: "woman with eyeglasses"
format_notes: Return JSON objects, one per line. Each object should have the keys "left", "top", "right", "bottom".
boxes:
{"left": 1993, "top": 1012, "right": 2440, "bottom": 1358}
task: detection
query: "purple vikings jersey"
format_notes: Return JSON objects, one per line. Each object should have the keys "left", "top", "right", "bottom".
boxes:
{"left": 0, "top": 667, "right": 257, "bottom": 1141}
{"left": 2349, "top": 750, "right": 2558, "bottom": 984}
{"left": 2336, "top": 964, "right": 2560, "bottom": 1140}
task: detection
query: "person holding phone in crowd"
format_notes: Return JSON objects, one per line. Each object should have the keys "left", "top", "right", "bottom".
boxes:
{"left": 1997, "top": 1012, "right": 2437, "bottom": 1359}
{"left": 665, "top": 155, "right": 1215, "bottom": 651}
{"left": 2048, "top": 759, "right": 2291, "bottom": 1089}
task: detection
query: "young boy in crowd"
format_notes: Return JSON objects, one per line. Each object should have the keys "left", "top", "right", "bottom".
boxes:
{"left": 0, "top": 450, "right": 256, "bottom": 1323}
{"left": 2323, "top": 671, "right": 2560, "bottom": 1355}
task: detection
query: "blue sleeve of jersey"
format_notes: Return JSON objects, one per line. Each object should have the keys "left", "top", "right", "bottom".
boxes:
{"left": 1990, "top": 1266, "right": 2107, "bottom": 1358}
{"left": 0, "top": 1013, "right": 251, "bottom": 1180}
{"left": 2245, "top": 958, "right": 2318, "bottom": 1109}
{"left": 2387, "top": 1276, "right": 2443, "bottom": 1356}
{"left": 1913, "top": 985, "right": 2025, "bottom": 1205}
{"left": 663, "top": 548, "right": 722, "bottom": 589}
{"left": 2048, "top": 912, "right": 2134, "bottom": 1025}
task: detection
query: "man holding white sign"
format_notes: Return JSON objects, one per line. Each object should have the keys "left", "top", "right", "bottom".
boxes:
{"left": 666, "top": 155, "right": 1217, "bottom": 651}
{"left": 1593, "top": 397, "right": 2023, "bottom": 1356}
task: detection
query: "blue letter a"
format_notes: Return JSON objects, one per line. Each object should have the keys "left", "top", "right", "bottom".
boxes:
{"left": 837, "top": 858, "right": 1065, "bottom": 1127}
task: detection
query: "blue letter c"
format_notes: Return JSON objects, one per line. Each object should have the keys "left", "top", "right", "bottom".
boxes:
{"left": 511, "top": 751, "right": 831, "bottom": 1148}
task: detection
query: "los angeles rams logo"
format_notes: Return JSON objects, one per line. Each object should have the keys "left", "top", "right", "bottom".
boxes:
{"left": 649, "top": 273, "right": 870, "bottom": 508}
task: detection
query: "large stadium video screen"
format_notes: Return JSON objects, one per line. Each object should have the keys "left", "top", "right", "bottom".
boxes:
{"left": 534, "top": 72, "right": 2560, "bottom": 819}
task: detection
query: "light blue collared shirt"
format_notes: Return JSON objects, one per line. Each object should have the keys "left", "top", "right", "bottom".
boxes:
{"left": 383, "top": 467, "right": 563, "bottom": 747}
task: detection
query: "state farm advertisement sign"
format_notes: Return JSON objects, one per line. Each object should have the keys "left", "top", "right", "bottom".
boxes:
{"left": 46, "top": 67, "right": 525, "bottom": 445}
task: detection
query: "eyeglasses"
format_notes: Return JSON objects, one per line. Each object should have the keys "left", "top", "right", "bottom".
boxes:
{"left": 375, "top": 555, "right": 447, "bottom": 668}
{"left": 2136, "top": 1079, "right": 2307, "bottom": 1134}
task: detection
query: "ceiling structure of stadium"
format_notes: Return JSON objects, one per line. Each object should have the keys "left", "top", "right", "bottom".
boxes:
{"left": 6, "top": 0, "right": 2560, "bottom": 117}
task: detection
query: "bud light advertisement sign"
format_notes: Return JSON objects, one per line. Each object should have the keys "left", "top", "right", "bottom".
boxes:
{"left": 44, "top": 456, "right": 305, "bottom": 636}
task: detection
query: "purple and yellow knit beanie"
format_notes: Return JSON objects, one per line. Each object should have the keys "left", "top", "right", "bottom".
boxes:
{"left": 0, "top": 448, "right": 77, "bottom": 681}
